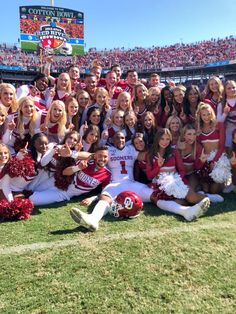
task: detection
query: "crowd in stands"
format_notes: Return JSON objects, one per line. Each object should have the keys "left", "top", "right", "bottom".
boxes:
{"left": 0, "top": 36, "right": 236, "bottom": 71}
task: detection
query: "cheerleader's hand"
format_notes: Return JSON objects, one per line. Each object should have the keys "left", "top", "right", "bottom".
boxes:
{"left": 134, "top": 105, "right": 139, "bottom": 115}
{"left": 68, "top": 123, "right": 75, "bottom": 131}
{"left": 40, "top": 124, "right": 48, "bottom": 133}
{"left": 180, "top": 109, "right": 186, "bottom": 121}
{"left": 210, "top": 161, "right": 215, "bottom": 171}
{"left": 157, "top": 153, "right": 165, "bottom": 167}
{"left": 164, "top": 103, "right": 170, "bottom": 114}
{"left": 48, "top": 87, "right": 56, "bottom": 98}
{"left": 223, "top": 104, "right": 230, "bottom": 114}
{"left": 59, "top": 143, "right": 71, "bottom": 157}
{"left": 83, "top": 121, "right": 88, "bottom": 131}
{"left": 80, "top": 196, "right": 95, "bottom": 206}
{"left": 177, "top": 140, "right": 186, "bottom": 150}
{"left": 18, "top": 143, "right": 28, "bottom": 160}
{"left": 200, "top": 149, "right": 208, "bottom": 163}
{"left": 79, "top": 159, "right": 88, "bottom": 170}
{"left": 30, "top": 85, "right": 39, "bottom": 97}
{"left": 153, "top": 106, "right": 159, "bottom": 115}
{"left": 8, "top": 119, "right": 16, "bottom": 131}
{"left": 75, "top": 142, "right": 83, "bottom": 152}
{"left": 230, "top": 152, "right": 236, "bottom": 166}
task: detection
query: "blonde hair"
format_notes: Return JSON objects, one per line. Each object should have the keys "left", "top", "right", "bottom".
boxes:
{"left": 0, "top": 143, "right": 10, "bottom": 161}
{"left": 116, "top": 91, "right": 132, "bottom": 111}
{"left": 180, "top": 124, "right": 197, "bottom": 159}
{"left": 57, "top": 73, "right": 71, "bottom": 93}
{"left": 204, "top": 76, "right": 224, "bottom": 102}
{"left": 196, "top": 102, "right": 216, "bottom": 130}
{"left": 165, "top": 115, "right": 182, "bottom": 131}
{"left": 95, "top": 87, "right": 110, "bottom": 112}
{"left": 45, "top": 100, "right": 67, "bottom": 138}
{"left": 17, "top": 97, "right": 38, "bottom": 139}
{"left": 111, "top": 109, "right": 125, "bottom": 126}
{"left": 0, "top": 83, "right": 18, "bottom": 112}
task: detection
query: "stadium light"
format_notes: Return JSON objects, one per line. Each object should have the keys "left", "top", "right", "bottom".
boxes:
{"left": 51, "top": 0, "right": 55, "bottom": 6}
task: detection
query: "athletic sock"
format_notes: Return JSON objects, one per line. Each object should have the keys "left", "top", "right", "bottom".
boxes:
{"left": 89, "top": 200, "right": 110, "bottom": 222}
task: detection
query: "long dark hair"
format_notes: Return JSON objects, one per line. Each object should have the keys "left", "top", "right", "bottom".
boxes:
{"left": 183, "top": 85, "right": 201, "bottom": 116}
{"left": 148, "top": 128, "right": 172, "bottom": 165}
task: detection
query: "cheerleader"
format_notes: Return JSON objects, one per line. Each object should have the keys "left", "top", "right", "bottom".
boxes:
{"left": 45, "top": 72, "right": 71, "bottom": 108}
{"left": 79, "top": 107, "right": 102, "bottom": 139}
{"left": 6, "top": 96, "right": 41, "bottom": 154}
{"left": 123, "top": 110, "right": 137, "bottom": 145}
{"left": 203, "top": 76, "right": 224, "bottom": 115}
{"left": 40, "top": 100, "right": 67, "bottom": 143}
{"left": 139, "top": 111, "right": 157, "bottom": 148}
{"left": 178, "top": 124, "right": 224, "bottom": 202}
{"left": 65, "top": 96, "right": 80, "bottom": 131}
{"left": 230, "top": 129, "right": 236, "bottom": 191}
{"left": 159, "top": 85, "right": 174, "bottom": 127}
{"left": 115, "top": 91, "right": 133, "bottom": 112}
{"left": 101, "top": 109, "right": 124, "bottom": 145}
{"left": 172, "top": 85, "right": 186, "bottom": 116}
{"left": 165, "top": 115, "right": 182, "bottom": 147}
{"left": 0, "top": 143, "right": 34, "bottom": 220}
{"left": 82, "top": 124, "right": 100, "bottom": 153}
{"left": 146, "top": 128, "right": 207, "bottom": 204}
{"left": 75, "top": 89, "right": 91, "bottom": 128}
{"left": 132, "top": 132, "right": 150, "bottom": 184}
{"left": 0, "top": 83, "right": 18, "bottom": 114}
{"left": 181, "top": 85, "right": 201, "bottom": 125}
{"left": 132, "top": 83, "right": 149, "bottom": 120}
{"left": 196, "top": 102, "right": 231, "bottom": 194}
{"left": 81, "top": 87, "right": 111, "bottom": 129}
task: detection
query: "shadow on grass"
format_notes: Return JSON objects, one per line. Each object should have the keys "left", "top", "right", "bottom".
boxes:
{"left": 49, "top": 225, "right": 91, "bottom": 235}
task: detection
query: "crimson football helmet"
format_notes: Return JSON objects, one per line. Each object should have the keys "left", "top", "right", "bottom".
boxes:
{"left": 110, "top": 191, "right": 143, "bottom": 218}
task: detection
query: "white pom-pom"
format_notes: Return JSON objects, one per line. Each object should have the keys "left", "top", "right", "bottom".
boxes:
{"left": 210, "top": 154, "right": 232, "bottom": 184}
{"left": 157, "top": 172, "right": 189, "bottom": 199}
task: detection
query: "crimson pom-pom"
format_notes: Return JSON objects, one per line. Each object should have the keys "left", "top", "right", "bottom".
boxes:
{"left": 6, "top": 156, "right": 35, "bottom": 178}
{"left": 0, "top": 198, "right": 34, "bottom": 221}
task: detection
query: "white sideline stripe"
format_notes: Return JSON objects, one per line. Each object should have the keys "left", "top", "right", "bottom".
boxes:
{"left": 0, "top": 221, "right": 235, "bottom": 255}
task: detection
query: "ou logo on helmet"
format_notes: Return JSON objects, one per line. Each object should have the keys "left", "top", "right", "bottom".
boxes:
{"left": 123, "top": 197, "right": 133, "bottom": 210}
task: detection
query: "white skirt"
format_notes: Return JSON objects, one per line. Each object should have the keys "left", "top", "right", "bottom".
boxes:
{"left": 156, "top": 172, "right": 189, "bottom": 199}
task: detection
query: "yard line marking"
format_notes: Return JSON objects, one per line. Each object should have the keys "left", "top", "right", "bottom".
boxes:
{"left": 0, "top": 221, "right": 235, "bottom": 255}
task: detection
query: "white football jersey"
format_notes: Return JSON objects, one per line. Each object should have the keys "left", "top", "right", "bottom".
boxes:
{"left": 108, "top": 145, "right": 139, "bottom": 182}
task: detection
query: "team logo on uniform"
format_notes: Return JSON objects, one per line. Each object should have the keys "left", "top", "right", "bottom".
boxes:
{"left": 36, "top": 22, "right": 68, "bottom": 49}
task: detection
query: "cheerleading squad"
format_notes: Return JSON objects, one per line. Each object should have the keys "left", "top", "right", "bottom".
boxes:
{"left": 0, "top": 63, "right": 235, "bottom": 230}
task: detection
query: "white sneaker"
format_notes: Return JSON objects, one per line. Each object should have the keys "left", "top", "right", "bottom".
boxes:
{"left": 206, "top": 193, "right": 224, "bottom": 203}
{"left": 223, "top": 184, "right": 235, "bottom": 193}
{"left": 70, "top": 208, "right": 99, "bottom": 231}
{"left": 184, "top": 197, "right": 210, "bottom": 222}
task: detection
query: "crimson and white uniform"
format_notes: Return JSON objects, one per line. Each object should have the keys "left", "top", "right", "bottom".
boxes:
{"left": 16, "top": 85, "right": 46, "bottom": 110}
{"left": 101, "top": 145, "right": 153, "bottom": 202}
{"left": 29, "top": 159, "right": 111, "bottom": 206}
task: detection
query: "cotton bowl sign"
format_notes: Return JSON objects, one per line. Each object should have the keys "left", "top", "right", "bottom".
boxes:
{"left": 19, "top": 5, "right": 84, "bottom": 55}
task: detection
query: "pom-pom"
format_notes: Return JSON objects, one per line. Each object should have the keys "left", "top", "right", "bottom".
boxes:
{"left": 0, "top": 198, "right": 34, "bottom": 221}
{"left": 210, "top": 154, "right": 232, "bottom": 184}
{"left": 6, "top": 156, "right": 35, "bottom": 178}
{"left": 156, "top": 172, "right": 189, "bottom": 199}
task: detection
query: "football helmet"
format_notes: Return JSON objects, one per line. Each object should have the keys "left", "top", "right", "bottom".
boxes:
{"left": 110, "top": 191, "right": 143, "bottom": 218}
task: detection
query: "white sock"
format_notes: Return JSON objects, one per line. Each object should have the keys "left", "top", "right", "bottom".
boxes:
{"left": 89, "top": 200, "right": 110, "bottom": 222}
{"left": 156, "top": 200, "right": 189, "bottom": 217}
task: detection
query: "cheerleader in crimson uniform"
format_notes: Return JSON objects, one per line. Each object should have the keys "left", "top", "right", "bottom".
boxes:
{"left": 181, "top": 85, "right": 201, "bottom": 126}
{"left": 40, "top": 100, "right": 67, "bottom": 143}
{"left": 115, "top": 91, "right": 133, "bottom": 113}
{"left": 203, "top": 76, "right": 224, "bottom": 115}
{"left": 0, "top": 83, "right": 18, "bottom": 114}
{"left": 147, "top": 87, "right": 162, "bottom": 126}
{"left": 0, "top": 143, "right": 34, "bottom": 221}
{"left": 45, "top": 73, "right": 71, "bottom": 108}
{"left": 165, "top": 115, "right": 182, "bottom": 148}
{"left": 122, "top": 110, "right": 137, "bottom": 145}
{"left": 65, "top": 96, "right": 80, "bottom": 131}
{"left": 16, "top": 73, "right": 49, "bottom": 110}
{"left": 146, "top": 128, "right": 207, "bottom": 205}
{"left": 196, "top": 103, "right": 231, "bottom": 195}
{"left": 178, "top": 124, "right": 224, "bottom": 202}
{"left": 229, "top": 129, "right": 236, "bottom": 191}
{"left": 5, "top": 97, "right": 42, "bottom": 155}
{"left": 101, "top": 109, "right": 124, "bottom": 145}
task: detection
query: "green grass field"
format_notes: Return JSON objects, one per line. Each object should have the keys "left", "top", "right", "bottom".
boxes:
{"left": 21, "top": 41, "right": 84, "bottom": 55}
{"left": 0, "top": 193, "right": 236, "bottom": 314}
